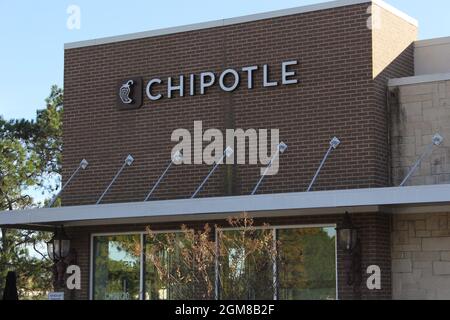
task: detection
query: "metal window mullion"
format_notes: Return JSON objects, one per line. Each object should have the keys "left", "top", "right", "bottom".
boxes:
{"left": 140, "top": 233, "right": 145, "bottom": 300}
{"left": 215, "top": 228, "right": 220, "bottom": 301}
{"left": 272, "top": 228, "right": 278, "bottom": 301}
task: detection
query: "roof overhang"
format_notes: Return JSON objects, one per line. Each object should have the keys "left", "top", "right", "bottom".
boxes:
{"left": 1, "top": 184, "right": 450, "bottom": 230}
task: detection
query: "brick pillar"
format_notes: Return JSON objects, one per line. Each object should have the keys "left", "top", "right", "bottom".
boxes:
{"left": 338, "top": 212, "right": 392, "bottom": 300}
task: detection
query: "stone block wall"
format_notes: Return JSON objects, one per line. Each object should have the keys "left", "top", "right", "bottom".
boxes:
{"left": 392, "top": 213, "right": 450, "bottom": 299}
{"left": 391, "top": 80, "right": 450, "bottom": 186}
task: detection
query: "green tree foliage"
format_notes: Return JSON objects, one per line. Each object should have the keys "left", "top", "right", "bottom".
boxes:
{"left": 0, "top": 85, "right": 63, "bottom": 299}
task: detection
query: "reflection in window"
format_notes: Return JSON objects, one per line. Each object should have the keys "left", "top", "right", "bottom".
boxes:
{"left": 93, "top": 235, "right": 141, "bottom": 300}
{"left": 218, "top": 227, "right": 336, "bottom": 300}
{"left": 91, "top": 226, "right": 336, "bottom": 300}
{"left": 278, "top": 227, "right": 336, "bottom": 300}
{"left": 145, "top": 233, "right": 191, "bottom": 300}
{"left": 219, "top": 229, "right": 275, "bottom": 300}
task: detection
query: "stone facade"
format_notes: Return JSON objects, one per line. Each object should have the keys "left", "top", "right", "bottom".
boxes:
{"left": 391, "top": 80, "right": 450, "bottom": 186}
{"left": 392, "top": 213, "right": 450, "bottom": 299}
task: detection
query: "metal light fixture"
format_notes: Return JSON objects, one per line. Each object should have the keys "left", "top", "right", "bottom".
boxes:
{"left": 47, "top": 227, "right": 71, "bottom": 261}
{"left": 48, "top": 159, "right": 89, "bottom": 208}
{"left": 47, "top": 227, "right": 76, "bottom": 291}
{"left": 307, "top": 137, "right": 341, "bottom": 192}
{"left": 337, "top": 212, "right": 358, "bottom": 253}
{"left": 191, "top": 147, "right": 234, "bottom": 199}
{"left": 251, "top": 142, "right": 287, "bottom": 195}
{"left": 144, "top": 150, "right": 183, "bottom": 201}
{"left": 400, "top": 133, "right": 444, "bottom": 186}
{"left": 97, "top": 154, "right": 134, "bottom": 204}
{"left": 337, "top": 212, "right": 361, "bottom": 289}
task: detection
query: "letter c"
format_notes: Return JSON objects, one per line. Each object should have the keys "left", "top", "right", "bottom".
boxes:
{"left": 146, "top": 78, "right": 163, "bottom": 101}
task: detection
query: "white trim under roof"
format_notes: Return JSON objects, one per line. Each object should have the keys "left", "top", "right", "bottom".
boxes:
{"left": 0, "top": 184, "right": 449, "bottom": 228}
{"left": 64, "top": 0, "right": 417, "bottom": 50}
{"left": 388, "top": 73, "right": 450, "bottom": 87}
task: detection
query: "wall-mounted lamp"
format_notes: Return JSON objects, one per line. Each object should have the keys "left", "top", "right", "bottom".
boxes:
{"left": 336, "top": 212, "right": 361, "bottom": 289}
{"left": 47, "top": 227, "right": 71, "bottom": 262}
{"left": 337, "top": 212, "right": 358, "bottom": 253}
{"left": 47, "top": 226, "right": 72, "bottom": 289}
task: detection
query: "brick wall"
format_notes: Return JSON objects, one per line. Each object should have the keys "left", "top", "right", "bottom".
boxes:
{"left": 392, "top": 213, "right": 450, "bottom": 299}
{"left": 62, "top": 3, "right": 416, "bottom": 206}
{"left": 372, "top": 3, "right": 417, "bottom": 186}
{"left": 391, "top": 80, "right": 450, "bottom": 186}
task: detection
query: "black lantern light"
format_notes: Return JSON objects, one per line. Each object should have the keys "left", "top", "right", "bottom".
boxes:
{"left": 337, "top": 212, "right": 358, "bottom": 253}
{"left": 47, "top": 226, "right": 71, "bottom": 261}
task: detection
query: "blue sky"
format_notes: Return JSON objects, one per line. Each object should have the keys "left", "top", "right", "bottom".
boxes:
{"left": 0, "top": 0, "right": 450, "bottom": 120}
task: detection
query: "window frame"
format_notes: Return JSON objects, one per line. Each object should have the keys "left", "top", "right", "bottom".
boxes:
{"left": 89, "top": 224, "right": 338, "bottom": 300}
{"left": 215, "top": 224, "right": 338, "bottom": 301}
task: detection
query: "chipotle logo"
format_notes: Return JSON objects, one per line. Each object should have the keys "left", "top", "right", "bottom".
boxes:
{"left": 116, "top": 77, "right": 143, "bottom": 110}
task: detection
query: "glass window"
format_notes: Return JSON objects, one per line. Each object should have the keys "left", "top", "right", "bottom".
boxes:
{"left": 92, "top": 234, "right": 141, "bottom": 300}
{"left": 219, "top": 229, "right": 275, "bottom": 300}
{"left": 145, "top": 231, "right": 216, "bottom": 300}
{"left": 145, "top": 233, "right": 179, "bottom": 300}
{"left": 218, "top": 226, "right": 336, "bottom": 300}
{"left": 277, "top": 227, "right": 336, "bottom": 300}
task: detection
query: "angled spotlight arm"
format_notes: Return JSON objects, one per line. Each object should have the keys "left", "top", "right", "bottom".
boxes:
{"left": 400, "top": 134, "right": 444, "bottom": 187}
{"left": 251, "top": 142, "right": 287, "bottom": 196}
{"left": 400, "top": 144, "right": 433, "bottom": 187}
{"left": 307, "top": 137, "right": 340, "bottom": 192}
{"left": 96, "top": 155, "right": 134, "bottom": 205}
{"left": 400, "top": 143, "right": 435, "bottom": 186}
{"left": 144, "top": 160, "right": 174, "bottom": 202}
{"left": 48, "top": 159, "right": 88, "bottom": 208}
{"left": 191, "top": 148, "right": 232, "bottom": 199}
{"left": 251, "top": 149, "right": 280, "bottom": 196}
{"left": 307, "top": 147, "right": 333, "bottom": 192}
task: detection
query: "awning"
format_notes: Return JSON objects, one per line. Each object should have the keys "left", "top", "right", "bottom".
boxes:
{"left": 1, "top": 184, "right": 450, "bottom": 230}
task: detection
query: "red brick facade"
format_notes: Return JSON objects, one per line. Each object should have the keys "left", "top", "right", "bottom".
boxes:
{"left": 62, "top": 2, "right": 417, "bottom": 300}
